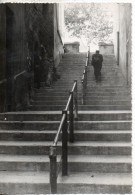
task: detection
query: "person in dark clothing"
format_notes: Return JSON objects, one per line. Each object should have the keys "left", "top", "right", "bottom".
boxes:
{"left": 92, "top": 50, "right": 103, "bottom": 81}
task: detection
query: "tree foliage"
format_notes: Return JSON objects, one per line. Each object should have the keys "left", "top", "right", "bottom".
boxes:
{"left": 64, "top": 3, "right": 113, "bottom": 45}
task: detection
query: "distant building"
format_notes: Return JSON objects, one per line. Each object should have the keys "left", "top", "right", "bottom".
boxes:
{"left": 99, "top": 42, "right": 114, "bottom": 55}
{"left": 64, "top": 42, "right": 80, "bottom": 53}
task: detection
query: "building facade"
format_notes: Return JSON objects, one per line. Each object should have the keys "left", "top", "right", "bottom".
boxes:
{"left": 113, "top": 3, "right": 132, "bottom": 85}
{"left": 0, "top": 3, "right": 64, "bottom": 112}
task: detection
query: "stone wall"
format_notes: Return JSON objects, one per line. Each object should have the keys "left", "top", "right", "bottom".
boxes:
{"left": 0, "top": 3, "right": 64, "bottom": 112}
{"left": 6, "top": 4, "right": 28, "bottom": 111}
{"left": 99, "top": 44, "right": 114, "bottom": 55}
{"left": 113, "top": 4, "right": 119, "bottom": 63}
{"left": 0, "top": 5, "right": 6, "bottom": 112}
{"left": 25, "top": 3, "right": 54, "bottom": 85}
{"left": 54, "top": 4, "right": 64, "bottom": 67}
{"left": 113, "top": 4, "right": 131, "bottom": 85}
{"left": 120, "top": 4, "right": 131, "bottom": 85}
{"left": 0, "top": 4, "right": 29, "bottom": 111}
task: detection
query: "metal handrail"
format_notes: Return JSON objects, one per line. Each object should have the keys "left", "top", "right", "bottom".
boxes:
{"left": 81, "top": 47, "right": 90, "bottom": 104}
{"left": 53, "top": 113, "right": 66, "bottom": 146}
{"left": 49, "top": 80, "right": 78, "bottom": 194}
{"left": 65, "top": 95, "right": 72, "bottom": 111}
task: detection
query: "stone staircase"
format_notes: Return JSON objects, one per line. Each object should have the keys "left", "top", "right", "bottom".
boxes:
{"left": 0, "top": 53, "right": 132, "bottom": 194}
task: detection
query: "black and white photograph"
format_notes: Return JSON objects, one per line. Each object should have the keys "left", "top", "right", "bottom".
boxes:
{"left": 0, "top": 1, "right": 133, "bottom": 194}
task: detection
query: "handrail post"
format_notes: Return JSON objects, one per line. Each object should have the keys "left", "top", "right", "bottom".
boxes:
{"left": 83, "top": 71, "right": 86, "bottom": 96}
{"left": 81, "top": 80, "right": 83, "bottom": 104}
{"left": 81, "top": 80, "right": 84, "bottom": 104}
{"left": 62, "top": 110, "right": 68, "bottom": 176}
{"left": 69, "top": 91, "right": 74, "bottom": 143}
{"left": 84, "top": 73, "right": 86, "bottom": 92}
{"left": 74, "top": 80, "right": 78, "bottom": 119}
{"left": 85, "top": 66, "right": 87, "bottom": 89}
{"left": 49, "top": 146, "right": 57, "bottom": 194}
{"left": 88, "top": 46, "right": 90, "bottom": 64}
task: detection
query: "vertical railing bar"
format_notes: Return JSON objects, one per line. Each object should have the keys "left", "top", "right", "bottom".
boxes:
{"left": 69, "top": 91, "right": 74, "bottom": 142}
{"left": 62, "top": 110, "right": 68, "bottom": 176}
{"left": 85, "top": 67, "right": 86, "bottom": 89}
{"left": 82, "top": 80, "right": 84, "bottom": 104}
{"left": 49, "top": 146, "right": 57, "bottom": 194}
{"left": 57, "top": 155, "right": 62, "bottom": 178}
{"left": 86, "top": 65, "right": 87, "bottom": 89}
{"left": 74, "top": 80, "right": 78, "bottom": 119}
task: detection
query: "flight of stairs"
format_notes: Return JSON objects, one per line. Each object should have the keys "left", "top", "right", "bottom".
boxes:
{"left": 0, "top": 53, "right": 132, "bottom": 194}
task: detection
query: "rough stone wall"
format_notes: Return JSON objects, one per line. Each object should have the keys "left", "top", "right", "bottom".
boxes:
{"left": 6, "top": 4, "right": 29, "bottom": 111}
{"left": 124, "top": 4, "right": 131, "bottom": 85}
{"left": 28, "top": 4, "right": 54, "bottom": 58}
{"left": 0, "top": 5, "right": 6, "bottom": 112}
{"left": 25, "top": 3, "right": 55, "bottom": 83}
{"left": 0, "top": 4, "right": 29, "bottom": 111}
{"left": 54, "top": 4, "right": 64, "bottom": 67}
{"left": 0, "top": 3, "right": 64, "bottom": 112}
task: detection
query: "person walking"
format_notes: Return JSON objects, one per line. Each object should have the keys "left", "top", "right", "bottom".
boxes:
{"left": 92, "top": 50, "right": 103, "bottom": 81}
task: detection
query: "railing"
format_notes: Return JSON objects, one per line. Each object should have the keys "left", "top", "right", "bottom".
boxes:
{"left": 81, "top": 47, "right": 90, "bottom": 104}
{"left": 49, "top": 80, "right": 78, "bottom": 194}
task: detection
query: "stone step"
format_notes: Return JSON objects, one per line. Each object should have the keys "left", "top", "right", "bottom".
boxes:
{"left": 58, "top": 74, "right": 83, "bottom": 77}
{"left": 87, "top": 74, "right": 126, "bottom": 77}
{"left": 59, "top": 69, "right": 117, "bottom": 73}
{"left": 61, "top": 57, "right": 87, "bottom": 59}
{"left": 58, "top": 67, "right": 85, "bottom": 70}
{"left": 51, "top": 86, "right": 129, "bottom": 90}
{"left": 51, "top": 83, "right": 129, "bottom": 88}
{"left": 0, "top": 111, "right": 62, "bottom": 121}
{"left": 0, "top": 155, "right": 131, "bottom": 173}
{"left": 0, "top": 171, "right": 131, "bottom": 194}
{"left": 0, "top": 120, "right": 131, "bottom": 130}
{"left": 61, "top": 62, "right": 115, "bottom": 65}
{"left": 0, "top": 141, "right": 131, "bottom": 155}
{"left": 34, "top": 95, "right": 131, "bottom": 101}
{"left": 52, "top": 72, "right": 123, "bottom": 76}
{"left": 0, "top": 111, "right": 131, "bottom": 121}
{"left": 57, "top": 172, "right": 131, "bottom": 194}
{"left": 0, "top": 171, "right": 50, "bottom": 194}
{"left": 36, "top": 86, "right": 130, "bottom": 92}
{"left": 78, "top": 111, "right": 131, "bottom": 121}
{"left": 51, "top": 78, "right": 125, "bottom": 83}
{"left": 35, "top": 91, "right": 131, "bottom": 96}
{"left": 79, "top": 105, "right": 131, "bottom": 110}
{"left": 32, "top": 100, "right": 131, "bottom": 106}
{"left": 0, "top": 130, "right": 131, "bottom": 142}
{"left": 86, "top": 81, "right": 128, "bottom": 85}
{"left": 60, "top": 59, "right": 86, "bottom": 62}
{"left": 30, "top": 105, "right": 131, "bottom": 111}
{"left": 74, "top": 130, "right": 131, "bottom": 142}
{"left": 36, "top": 88, "right": 130, "bottom": 95}
{"left": 74, "top": 121, "right": 131, "bottom": 130}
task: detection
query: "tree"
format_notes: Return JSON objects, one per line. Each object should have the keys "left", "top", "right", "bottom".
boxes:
{"left": 64, "top": 3, "right": 113, "bottom": 45}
